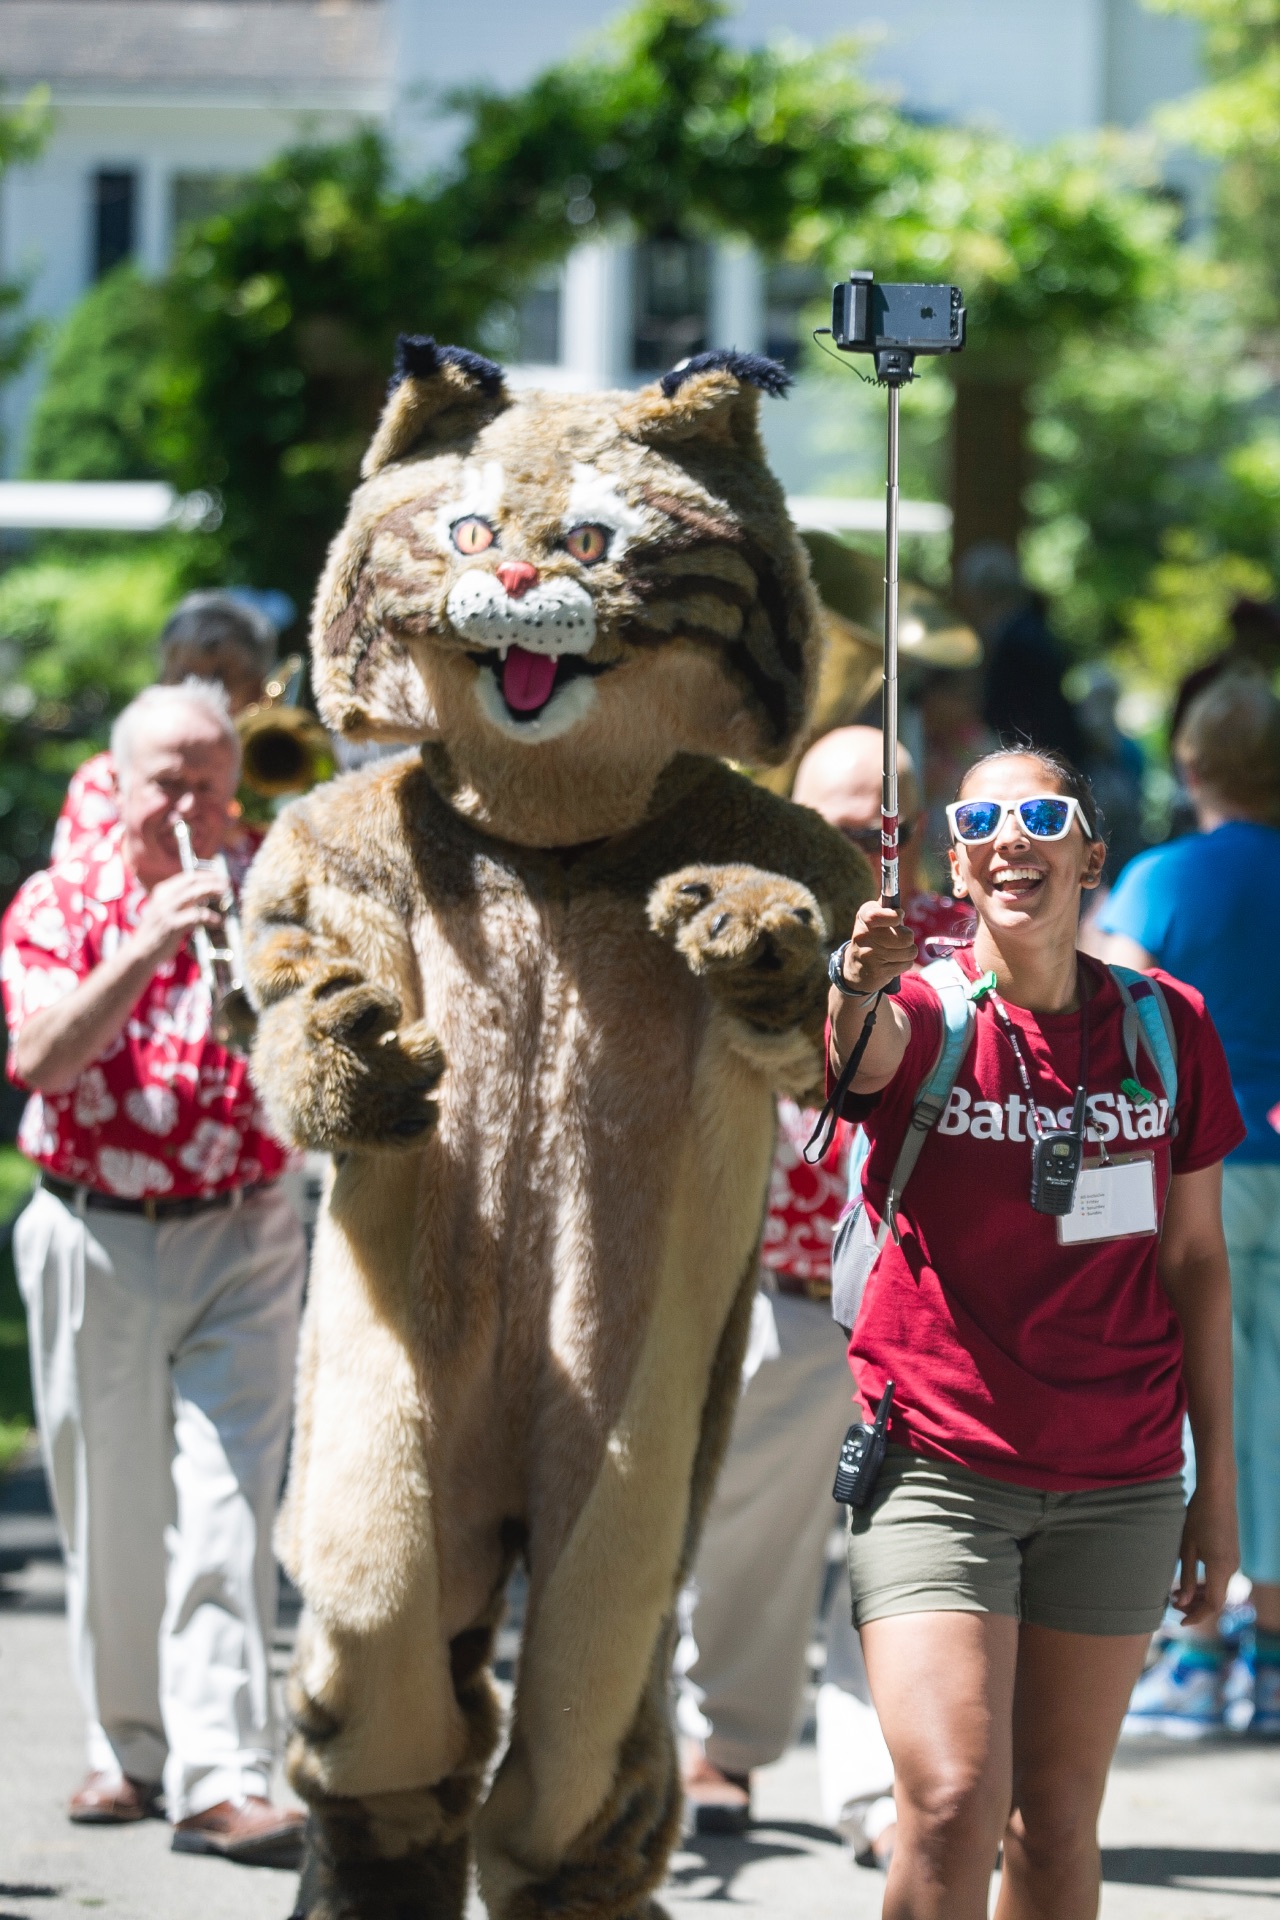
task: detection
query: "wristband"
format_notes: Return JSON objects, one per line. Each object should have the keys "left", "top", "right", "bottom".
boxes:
{"left": 828, "top": 941, "right": 878, "bottom": 1001}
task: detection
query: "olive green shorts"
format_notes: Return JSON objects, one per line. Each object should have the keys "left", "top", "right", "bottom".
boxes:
{"left": 846, "top": 1446, "right": 1186, "bottom": 1637}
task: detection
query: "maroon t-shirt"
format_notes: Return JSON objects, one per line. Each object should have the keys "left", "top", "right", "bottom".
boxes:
{"left": 836, "top": 949, "right": 1244, "bottom": 1491}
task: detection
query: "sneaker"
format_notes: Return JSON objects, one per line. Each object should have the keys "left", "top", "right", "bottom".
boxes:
{"left": 1224, "top": 1646, "right": 1255, "bottom": 1733}
{"left": 1122, "top": 1640, "right": 1225, "bottom": 1739}
{"left": 1250, "top": 1649, "right": 1280, "bottom": 1738}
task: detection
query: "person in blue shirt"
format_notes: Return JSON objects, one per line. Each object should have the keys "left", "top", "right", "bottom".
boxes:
{"left": 1099, "top": 669, "right": 1280, "bottom": 1737}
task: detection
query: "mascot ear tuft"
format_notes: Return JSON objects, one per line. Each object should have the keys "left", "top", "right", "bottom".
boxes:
{"left": 621, "top": 350, "right": 790, "bottom": 451}
{"left": 388, "top": 334, "right": 506, "bottom": 399}
{"left": 363, "top": 336, "right": 509, "bottom": 478}
{"left": 659, "top": 351, "right": 792, "bottom": 400}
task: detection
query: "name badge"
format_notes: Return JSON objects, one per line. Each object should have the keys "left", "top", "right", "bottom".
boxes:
{"left": 1057, "top": 1153, "right": 1158, "bottom": 1246}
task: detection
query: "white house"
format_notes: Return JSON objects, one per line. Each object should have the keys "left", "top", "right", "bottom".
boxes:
{"left": 0, "top": 0, "right": 1201, "bottom": 486}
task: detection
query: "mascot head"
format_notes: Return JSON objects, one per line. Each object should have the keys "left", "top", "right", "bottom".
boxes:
{"left": 312, "top": 336, "right": 822, "bottom": 844}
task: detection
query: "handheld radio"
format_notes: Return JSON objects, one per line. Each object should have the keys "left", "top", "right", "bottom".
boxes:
{"left": 832, "top": 1381, "right": 895, "bottom": 1508}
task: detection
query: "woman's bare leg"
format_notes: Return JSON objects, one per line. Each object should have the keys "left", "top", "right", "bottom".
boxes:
{"left": 996, "top": 1625, "right": 1151, "bottom": 1920}
{"left": 860, "top": 1611, "right": 1019, "bottom": 1920}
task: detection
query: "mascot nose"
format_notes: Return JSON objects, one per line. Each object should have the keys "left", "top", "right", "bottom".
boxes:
{"left": 496, "top": 561, "right": 540, "bottom": 600}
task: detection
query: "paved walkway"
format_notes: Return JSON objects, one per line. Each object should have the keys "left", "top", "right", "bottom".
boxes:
{"left": 5, "top": 1449, "right": 1280, "bottom": 1920}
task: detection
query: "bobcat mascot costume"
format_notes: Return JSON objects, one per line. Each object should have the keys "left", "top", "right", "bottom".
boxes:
{"left": 241, "top": 336, "right": 871, "bottom": 1920}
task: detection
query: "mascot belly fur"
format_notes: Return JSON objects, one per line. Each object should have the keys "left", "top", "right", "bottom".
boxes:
{"left": 242, "top": 337, "right": 872, "bottom": 1919}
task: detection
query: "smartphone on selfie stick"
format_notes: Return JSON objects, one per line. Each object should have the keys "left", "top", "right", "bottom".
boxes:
{"left": 821, "top": 273, "right": 967, "bottom": 983}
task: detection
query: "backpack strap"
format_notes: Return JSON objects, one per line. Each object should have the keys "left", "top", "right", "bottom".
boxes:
{"left": 877, "top": 958, "right": 976, "bottom": 1247}
{"left": 1109, "top": 965, "right": 1179, "bottom": 1128}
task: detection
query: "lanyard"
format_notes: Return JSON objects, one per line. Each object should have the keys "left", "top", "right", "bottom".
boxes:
{"left": 986, "top": 968, "right": 1090, "bottom": 1144}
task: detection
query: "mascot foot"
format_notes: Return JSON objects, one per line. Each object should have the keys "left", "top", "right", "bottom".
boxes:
{"left": 648, "top": 863, "right": 826, "bottom": 1029}
{"left": 288, "top": 1814, "right": 468, "bottom": 1920}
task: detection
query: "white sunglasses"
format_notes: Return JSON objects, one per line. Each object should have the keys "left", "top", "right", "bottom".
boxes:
{"left": 946, "top": 794, "right": 1088, "bottom": 845}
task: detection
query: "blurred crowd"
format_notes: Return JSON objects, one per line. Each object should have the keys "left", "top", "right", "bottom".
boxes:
{"left": 4, "top": 539, "right": 1280, "bottom": 1894}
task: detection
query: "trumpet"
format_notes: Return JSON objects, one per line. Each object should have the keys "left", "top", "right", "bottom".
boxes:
{"left": 237, "top": 654, "right": 335, "bottom": 800}
{"left": 171, "top": 815, "right": 252, "bottom": 1052}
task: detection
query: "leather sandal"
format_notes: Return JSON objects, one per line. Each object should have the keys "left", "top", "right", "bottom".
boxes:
{"left": 68, "top": 1771, "right": 161, "bottom": 1824}
{"left": 172, "top": 1796, "right": 305, "bottom": 1868}
{"left": 682, "top": 1751, "right": 752, "bottom": 1836}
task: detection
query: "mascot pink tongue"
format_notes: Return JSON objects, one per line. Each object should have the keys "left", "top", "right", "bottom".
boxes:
{"left": 503, "top": 646, "right": 557, "bottom": 712}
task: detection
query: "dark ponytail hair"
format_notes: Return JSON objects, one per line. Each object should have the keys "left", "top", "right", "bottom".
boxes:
{"left": 957, "top": 746, "right": 1106, "bottom": 844}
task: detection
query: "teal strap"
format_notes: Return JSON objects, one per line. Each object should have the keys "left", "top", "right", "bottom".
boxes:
{"left": 1109, "top": 965, "right": 1179, "bottom": 1116}
{"left": 878, "top": 958, "right": 975, "bottom": 1244}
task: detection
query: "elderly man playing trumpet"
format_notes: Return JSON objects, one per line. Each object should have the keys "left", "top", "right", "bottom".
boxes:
{"left": 2, "top": 682, "right": 305, "bottom": 1864}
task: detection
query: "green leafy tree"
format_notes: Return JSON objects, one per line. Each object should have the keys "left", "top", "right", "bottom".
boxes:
{"left": 447, "top": 0, "right": 909, "bottom": 252}
{"left": 1150, "top": 0, "right": 1280, "bottom": 316}
{"left": 819, "top": 128, "right": 1175, "bottom": 358}
{"left": 1021, "top": 262, "right": 1268, "bottom": 647}
{"left": 0, "top": 548, "right": 190, "bottom": 892}
{"left": 24, "top": 267, "right": 169, "bottom": 480}
{"left": 1044, "top": 0, "right": 1280, "bottom": 688}
{"left": 0, "top": 88, "right": 51, "bottom": 433}
{"left": 27, "top": 2, "right": 913, "bottom": 609}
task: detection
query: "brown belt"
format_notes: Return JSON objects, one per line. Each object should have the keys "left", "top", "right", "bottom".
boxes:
{"left": 41, "top": 1173, "right": 274, "bottom": 1224}
{"left": 772, "top": 1273, "right": 833, "bottom": 1303}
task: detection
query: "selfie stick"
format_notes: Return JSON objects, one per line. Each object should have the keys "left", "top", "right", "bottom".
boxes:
{"left": 881, "top": 382, "right": 902, "bottom": 913}
{"left": 826, "top": 270, "right": 966, "bottom": 920}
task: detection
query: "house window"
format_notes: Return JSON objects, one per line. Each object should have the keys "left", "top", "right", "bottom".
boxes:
{"left": 764, "top": 261, "right": 829, "bottom": 369}
{"left": 171, "top": 172, "right": 249, "bottom": 238}
{"left": 632, "top": 239, "right": 709, "bottom": 373}
{"left": 514, "top": 275, "right": 561, "bottom": 364}
{"left": 93, "top": 169, "right": 137, "bottom": 279}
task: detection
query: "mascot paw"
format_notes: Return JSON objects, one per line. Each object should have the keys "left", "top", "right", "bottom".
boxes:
{"left": 647, "top": 864, "right": 827, "bottom": 1029}
{"left": 256, "top": 970, "right": 446, "bottom": 1152}
{"left": 290, "top": 1812, "right": 468, "bottom": 1920}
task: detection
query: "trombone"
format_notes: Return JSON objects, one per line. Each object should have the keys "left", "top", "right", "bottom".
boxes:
{"left": 237, "top": 654, "right": 334, "bottom": 800}
{"left": 171, "top": 815, "right": 250, "bottom": 1052}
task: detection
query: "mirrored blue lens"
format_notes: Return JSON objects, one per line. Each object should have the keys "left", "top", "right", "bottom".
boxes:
{"left": 1018, "top": 798, "right": 1071, "bottom": 838}
{"left": 953, "top": 801, "right": 1002, "bottom": 841}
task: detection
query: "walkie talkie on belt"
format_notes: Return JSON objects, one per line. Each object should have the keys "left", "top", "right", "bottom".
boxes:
{"left": 833, "top": 1381, "right": 895, "bottom": 1508}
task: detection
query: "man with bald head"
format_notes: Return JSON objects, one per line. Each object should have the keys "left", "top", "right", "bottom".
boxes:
{"left": 792, "top": 724, "right": 974, "bottom": 950}
{"left": 677, "top": 726, "right": 971, "bottom": 1862}
{"left": 3, "top": 683, "right": 305, "bottom": 1864}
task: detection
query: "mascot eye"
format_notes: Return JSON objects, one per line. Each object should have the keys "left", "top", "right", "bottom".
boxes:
{"left": 564, "top": 523, "right": 610, "bottom": 565}
{"left": 452, "top": 516, "right": 495, "bottom": 555}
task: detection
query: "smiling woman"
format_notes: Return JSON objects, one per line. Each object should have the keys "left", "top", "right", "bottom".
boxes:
{"left": 825, "top": 745, "right": 1244, "bottom": 1920}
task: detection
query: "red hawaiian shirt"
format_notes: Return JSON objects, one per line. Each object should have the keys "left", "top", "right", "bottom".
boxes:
{"left": 760, "top": 1099, "right": 852, "bottom": 1282}
{"left": 1, "top": 825, "right": 289, "bottom": 1198}
{"left": 50, "top": 751, "right": 120, "bottom": 862}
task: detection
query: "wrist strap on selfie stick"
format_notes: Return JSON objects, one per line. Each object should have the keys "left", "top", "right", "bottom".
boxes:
{"left": 805, "top": 987, "right": 883, "bottom": 1164}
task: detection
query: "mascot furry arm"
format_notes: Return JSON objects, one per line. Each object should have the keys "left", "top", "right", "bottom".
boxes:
{"left": 241, "top": 339, "right": 872, "bottom": 1920}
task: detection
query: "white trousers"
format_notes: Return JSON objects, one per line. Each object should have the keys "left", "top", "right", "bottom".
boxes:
{"left": 675, "top": 1287, "right": 896, "bottom": 1850}
{"left": 15, "top": 1183, "right": 305, "bottom": 1819}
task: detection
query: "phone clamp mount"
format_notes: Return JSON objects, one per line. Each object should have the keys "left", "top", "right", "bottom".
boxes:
{"left": 822, "top": 269, "right": 966, "bottom": 915}
{"left": 829, "top": 269, "right": 966, "bottom": 388}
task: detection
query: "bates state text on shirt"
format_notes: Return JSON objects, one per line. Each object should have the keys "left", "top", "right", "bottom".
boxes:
{"left": 938, "top": 1087, "right": 1170, "bottom": 1143}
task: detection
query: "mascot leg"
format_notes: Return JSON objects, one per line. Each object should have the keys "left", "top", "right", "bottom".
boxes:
{"left": 279, "top": 1168, "right": 507, "bottom": 1920}
{"left": 476, "top": 1255, "right": 758, "bottom": 1920}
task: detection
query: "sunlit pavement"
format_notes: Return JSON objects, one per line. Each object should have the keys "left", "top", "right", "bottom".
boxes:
{"left": 5, "top": 1447, "right": 1280, "bottom": 1920}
